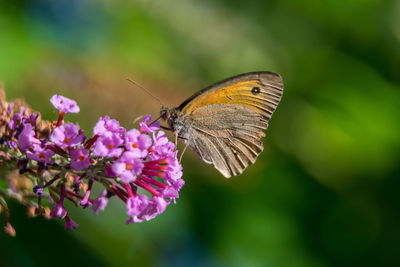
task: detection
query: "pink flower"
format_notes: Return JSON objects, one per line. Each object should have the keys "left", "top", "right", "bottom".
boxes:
{"left": 166, "top": 156, "right": 183, "bottom": 181}
{"left": 92, "top": 134, "right": 123, "bottom": 158}
{"left": 50, "top": 184, "right": 67, "bottom": 219}
{"left": 152, "top": 131, "right": 169, "bottom": 147}
{"left": 65, "top": 215, "right": 79, "bottom": 229}
{"left": 172, "top": 178, "right": 185, "bottom": 191}
{"left": 50, "top": 95, "right": 80, "bottom": 113}
{"left": 124, "top": 129, "right": 152, "bottom": 158}
{"left": 18, "top": 123, "right": 39, "bottom": 151}
{"left": 50, "top": 123, "right": 85, "bottom": 148}
{"left": 162, "top": 179, "right": 185, "bottom": 203}
{"left": 70, "top": 147, "right": 90, "bottom": 171}
{"left": 22, "top": 113, "right": 39, "bottom": 126}
{"left": 111, "top": 152, "right": 144, "bottom": 183}
{"left": 8, "top": 113, "right": 22, "bottom": 131}
{"left": 92, "top": 190, "right": 108, "bottom": 215}
{"left": 93, "top": 116, "right": 125, "bottom": 136}
{"left": 50, "top": 203, "right": 67, "bottom": 219}
{"left": 79, "top": 179, "right": 93, "bottom": 207}
{"left": 161, "top": 186, "right": 179, "bottom": 199}
{"left": 126, "top": 195, "right": 149, "bottom": 217}
{"left": 27, "top": 144, "right": 54, "bottom": 164}
{"left": 140, "top": 115, "right": 160, "bottom": 133}
{"left": 126, "top": 195, "right": 168, "bottom": 223}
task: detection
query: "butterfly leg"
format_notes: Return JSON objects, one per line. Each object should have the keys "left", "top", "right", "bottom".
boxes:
{"left": 179, "top": 142, "right": 189, "bottom": 163}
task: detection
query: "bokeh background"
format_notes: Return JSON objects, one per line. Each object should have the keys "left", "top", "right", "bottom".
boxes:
{"left": 1, "top": 0, "right": 400, "bottom": 266}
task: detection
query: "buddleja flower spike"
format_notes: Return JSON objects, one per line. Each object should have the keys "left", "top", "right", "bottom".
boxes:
{"left": 0, "top": 89, "right": 184, "bottom": 235}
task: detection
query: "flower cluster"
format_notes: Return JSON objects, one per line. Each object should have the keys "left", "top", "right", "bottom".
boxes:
{"left": 0, "top": 91, "right": 183, "bottom": 235}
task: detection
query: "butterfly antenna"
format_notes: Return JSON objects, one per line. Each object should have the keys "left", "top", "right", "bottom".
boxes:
{"left": 126, "top": 78, "right": 166, "bottom": 107}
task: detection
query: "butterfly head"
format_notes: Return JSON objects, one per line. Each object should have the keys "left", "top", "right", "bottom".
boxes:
{"left": 160, "top": 107, "right": 183, "bottom": 133}
{"left": 159, "top": 107, "right": 170, "bottom": 121}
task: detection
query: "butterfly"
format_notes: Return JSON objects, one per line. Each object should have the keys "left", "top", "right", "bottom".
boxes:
{"left": 159, "top": 71, "right": 283, "bottom": 178}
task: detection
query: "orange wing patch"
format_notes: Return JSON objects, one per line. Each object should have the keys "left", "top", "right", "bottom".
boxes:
{"left": 180, "top": 73, "right": 283, "bottom": 118}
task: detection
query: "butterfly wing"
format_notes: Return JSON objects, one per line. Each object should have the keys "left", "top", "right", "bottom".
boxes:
{"left": 178, "top": 71, "right": 283, "bottom": 178}
{"left": 184, "top": 104, "right": 267, "bottom": 177}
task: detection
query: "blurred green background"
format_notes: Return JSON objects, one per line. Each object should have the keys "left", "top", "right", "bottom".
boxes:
{"left": 1, "top": 0, "right": 400, "bottom": 266}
